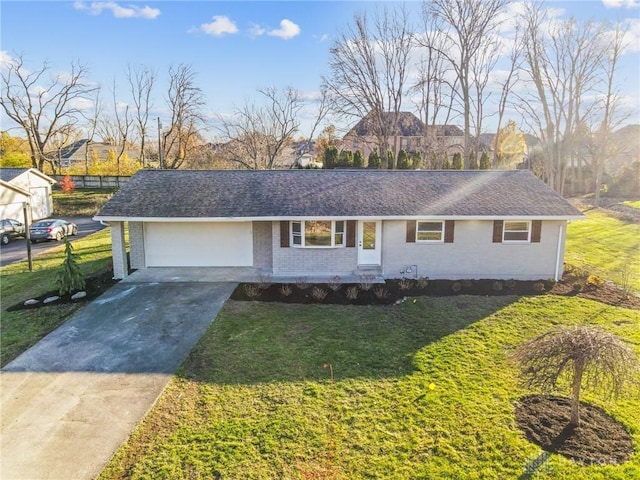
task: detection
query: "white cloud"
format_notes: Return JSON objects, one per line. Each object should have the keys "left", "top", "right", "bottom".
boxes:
{"left": 602, "top": 0, "right": 640, "bottom": 8}
{"left": 73, "top": 1, "right": 160, "bottom": 19}
{"left": 197, "top": 15, "right": 239, "bottom": 36}
{"left": 268, "top": 19, "right": 301, "bottom": 40}
{"left": 313, "top": 33, "right": 330, "bottom": 43}
{"left": 249, "top": 23, "right": 266, "bottom": 38}
{"left": 0, "top": 51, "right": 17, "bottom": 71}
{"left": 622, "top": 17, "right": 640, "bottom": 52}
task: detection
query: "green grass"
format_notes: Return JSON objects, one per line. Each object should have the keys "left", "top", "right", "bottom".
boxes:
{"left": 52, "top": 188, "right": 116, "bottom": 217}
{"left": 623, "top": 200, "right": 640, "bottom": 209}
{"left": 100, "top": 295, "right": 640, "bottom": 480}
{"left": 565, "top": 210, "right": 640, "bottom": 292}
{"left": 0, "top": 228, "right": 114, "bottom": 366}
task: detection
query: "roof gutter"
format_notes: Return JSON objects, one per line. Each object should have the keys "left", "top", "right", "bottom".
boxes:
{"left": 93, "top": 214, "right": 586, "bottom": 223}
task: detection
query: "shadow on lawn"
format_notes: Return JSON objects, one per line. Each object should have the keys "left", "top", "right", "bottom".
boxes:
{"left": 178, "top": 295, "right": 520, "bottom": 385}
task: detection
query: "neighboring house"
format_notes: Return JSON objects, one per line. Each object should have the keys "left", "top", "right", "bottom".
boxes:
{"left": 95, "top": 169, "right": 583, "bottom": 282}
{"left": 0, "top": 168, "right": 56, "bottom": 221}
{"left": 342, "top": 111, "right": 465, "bottom": 160}
{"left": 52, "top": 140, "right": 141, "bottom": 168}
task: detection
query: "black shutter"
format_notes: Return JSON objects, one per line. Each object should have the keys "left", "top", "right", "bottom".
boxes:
{"left": 406, "top": 221, "right": 416, "bottom": 243}
{"left": 280, "top": 221, "right": 290, "bottom": 248}
{"left": 346, "top": 220, "right": 356, "bottom": 247}
{"left": 532, "top": 220, "right": 542, "bottom": 243}
{"left": 444, "top": 220, "right": 455, "bottom": 243}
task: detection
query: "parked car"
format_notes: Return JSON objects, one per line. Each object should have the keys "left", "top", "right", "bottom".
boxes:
{"left": 0, "top": 219, "right": 26, "bottom": 245}
{"left": 30, "top": 219, "right": 78, "bottom": 243}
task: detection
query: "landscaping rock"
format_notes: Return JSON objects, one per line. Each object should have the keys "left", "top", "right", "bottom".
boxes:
{"left": 24, "top": 299, "right": 40, "bottom": 306}
{"left": 43, "top": 296, "right": 61, "bottom": 304}
{"left": 71, "top": 291, "right": 87, "bottom": 300}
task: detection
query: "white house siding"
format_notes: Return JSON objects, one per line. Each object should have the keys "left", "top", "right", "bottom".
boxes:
{"left": 382, "top": 220, "right": 566, "bottom": 281}
{"left": 271, "top": 222, "right": 357, "bottom": 277}
{"left": 253, "top": 221, "right": 273, "bottom": 270}
{"left": 144, "top": 222, "right": 253, "bottom": 267}
{"left": 9, "top": 172, "right": 53, "bottom": 220}
{"left": 110, "top": 221, "right": 128, "bottom": 279}
{"left": 129, "top": 221, "right": 145, "bottom": 269}
{"left": 0, "top": 187, "right": 29, "bottom": 221}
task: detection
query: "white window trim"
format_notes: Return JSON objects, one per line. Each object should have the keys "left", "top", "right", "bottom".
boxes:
{"left": 502, "top": 220, "right": 532, "bottom": 243}
{"left": 416, "top": 220, "right": 444, "bottom": 243}
{"left": 291, "top": 220, "right": 346, "bottom": 248}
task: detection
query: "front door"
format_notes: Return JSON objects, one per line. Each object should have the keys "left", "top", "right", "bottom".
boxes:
{"left": 358, "top": 220, "right": 381, "bottom": 266}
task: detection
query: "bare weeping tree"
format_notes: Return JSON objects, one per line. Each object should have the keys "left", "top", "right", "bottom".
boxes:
{"left": 126, "top": 64, "right": 156, "bottom": 167}
{"left": 323, "top": 5, "right": 413, "bottom": 167}
{"left": 161, "top": 64, "right": 207, "bottom": 169}
{"left": 216, "top": 86, "right": 304, "bottom": 170}
{"left": 423, "top": 0, "right": 506, "bottom": 168}
{"left": 0, "top": 55, "right": 96, "bottom": 173}
{"left": 512, "top": 325, "right": 639, "bottom": 427}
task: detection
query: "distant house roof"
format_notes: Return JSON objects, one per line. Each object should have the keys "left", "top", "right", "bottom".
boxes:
{"left": 49, "top": 140, "right": 141, "bottom": 164}
{"left": 96, "top": 169, "right": 583, "bottom": 220}
{"left": 345, "top": 112, "right": 426, "bottom": 137}
{"left": 0, "top": 168, "right": 56, "bottom": 184}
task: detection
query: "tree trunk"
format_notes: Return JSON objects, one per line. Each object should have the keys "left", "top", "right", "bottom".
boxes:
{"left": 570, "top": 361, "right": 585, "bottom": 427}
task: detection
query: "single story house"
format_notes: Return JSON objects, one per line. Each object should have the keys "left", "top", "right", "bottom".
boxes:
{"left": 94, "top": 169, "right": 584, "bottom": 282}
{"left": 0, "top": 168, "right": 56, "bottom": 221}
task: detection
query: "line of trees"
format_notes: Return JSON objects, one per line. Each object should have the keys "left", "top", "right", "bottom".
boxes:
{"left": 0, "top": 1, "right": 635, "bottom": 201}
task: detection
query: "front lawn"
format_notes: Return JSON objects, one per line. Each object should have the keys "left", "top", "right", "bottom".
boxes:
{"left": 565, "top": 209, "right": 640, "bottom": 292}
{"left": 100, "top": 295, "right": 640, "bottom": 479}
{"left": 623, "top": 200, "right": 640, "bottom": 209}
{"left": 0, "top": 228, "right": 115, "bottom": 366}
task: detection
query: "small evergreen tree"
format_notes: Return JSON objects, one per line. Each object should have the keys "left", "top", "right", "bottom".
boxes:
{"left": 479, "top": 151, "right": 491, "bottom": 170}
{"left": 58, "top": 238, "right": 86, "bottom": 296}
{"left": 387, "top": 150, "right": 395, "bottom": 170}
{"left": 469, "top": 152, "right": 478, "bottom": 170}
{"left": 442, "top": 156, "right": 451, "bottom": 170}
{"left": 338, "top": 149, "right": 354, "bottom": 168}
{"left": 397, "top": 149, "right": 410, "bottom": 169}
{"left": 323, "top": 146, "right": 338, "bottom": 169}
{"left": 367, "top": 150, "right": 382, "bottom": 169}
{"left": 353, "top": 150, "right": 365, "bottom": 168}
{"left": 411, "top": 151, "right": 423, "bottom": 169}
{"left": 452, "top": 152, "right": 463, "bottom": 170}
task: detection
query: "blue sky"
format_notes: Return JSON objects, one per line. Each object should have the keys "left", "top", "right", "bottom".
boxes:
{"left": 1, "top": 1, "right": 639, "bottom": 139}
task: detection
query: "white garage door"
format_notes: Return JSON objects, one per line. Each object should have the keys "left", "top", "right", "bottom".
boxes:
{"left": 144, "top": 222, "right": 253, "bottom": 267}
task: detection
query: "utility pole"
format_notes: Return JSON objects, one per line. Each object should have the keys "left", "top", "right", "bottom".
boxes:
{"left": 157, "top": 117, "right": 164, "bottom": 169}
{"left": 23, "top": 202, "right": 33, "bottom": 272}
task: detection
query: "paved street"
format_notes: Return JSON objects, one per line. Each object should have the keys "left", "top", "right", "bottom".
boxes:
{"left": 0, "top": 217, "right": 105, "bottom": 266}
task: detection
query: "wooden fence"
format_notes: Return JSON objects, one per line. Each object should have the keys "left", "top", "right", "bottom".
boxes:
{"left": 52, "top": 175, "right": 131, "bottom": 189}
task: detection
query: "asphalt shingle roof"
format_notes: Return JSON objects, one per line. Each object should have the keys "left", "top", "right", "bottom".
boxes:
{"left": 96, "top": 169, "right": 582, "bottom": 219}
{"left": 0, "top": 168, "right": 29, "bottom": 182}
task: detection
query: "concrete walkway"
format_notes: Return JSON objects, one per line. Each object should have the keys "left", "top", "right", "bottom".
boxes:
{"left": 1, "top": 281, "right": 236, "bottom": 480}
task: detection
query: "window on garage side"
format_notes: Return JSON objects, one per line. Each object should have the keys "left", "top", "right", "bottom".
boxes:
{"left": 503, "top": 220, "right": 531, "bottom": 242}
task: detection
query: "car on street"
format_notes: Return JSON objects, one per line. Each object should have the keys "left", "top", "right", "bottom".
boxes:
{"left": 0, "top": 219, "right": 26, "bottom": 245}
{"left": 30, "top": 219, "right": 78, "bottom": 243}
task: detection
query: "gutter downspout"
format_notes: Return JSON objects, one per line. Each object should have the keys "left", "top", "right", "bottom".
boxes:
{"left": 554, "top": 222, "right": 565, "bottom": 282}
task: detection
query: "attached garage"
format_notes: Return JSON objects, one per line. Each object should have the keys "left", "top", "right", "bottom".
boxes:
{"left": 143, "top": 222, "right": 253, "bottom": 267}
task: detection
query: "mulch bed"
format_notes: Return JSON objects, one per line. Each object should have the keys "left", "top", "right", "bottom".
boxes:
{"left": 6, "top": 268, "right": 119, "bottom": 311}
{"left": 231, "top": 271, "right": 640, "bottom": 310}
{"left": 515, "top": 395, "right": 634, "bottom": 465}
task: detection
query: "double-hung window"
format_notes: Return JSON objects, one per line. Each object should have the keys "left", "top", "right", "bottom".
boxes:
{"left": 503, "top": 221, "right": 531, "bottom": 242}
{"left": 291, "top": 220, "right": 346, "bottom": 248}
{"left": 416, "top": 221, "right": 444, "bottom": 242}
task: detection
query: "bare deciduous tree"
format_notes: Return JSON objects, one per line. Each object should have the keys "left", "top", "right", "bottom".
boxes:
{"left": 517, "top": 3, "right": 607, "bottom": 194}
{"left": 324, "top": 5, "right": 413, "bottom": 167}
{"left": 216, "top": 86, "right": 303, "bottom": 170}
{"left": 424, "top": 0, "right": 506, "bottom": 167}
{"left": 159, "top": 64, "right": 207, "bottom": 169}
{"left": 82, "top": 88, "right": 103, "bottom": 174}
{"left": 0, "top": 55, "right": 96, "bottom": 173}
{"left": 512, "top": 325, "right": 639, "bottom": 427}
{"left": 126, "top": 64, "right": 155, "bottom": 167}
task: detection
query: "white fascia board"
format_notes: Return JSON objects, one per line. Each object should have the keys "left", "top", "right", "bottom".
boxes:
{"left": 93, "top": 214, "right": 585, "bottom": 222}
{"left": 0, "top": 180, "right": 32, "bottom": 197}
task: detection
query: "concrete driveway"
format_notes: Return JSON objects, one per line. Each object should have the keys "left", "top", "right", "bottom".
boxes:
{"left": 1, "top": 281, "right": 236, "bottom": 480}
